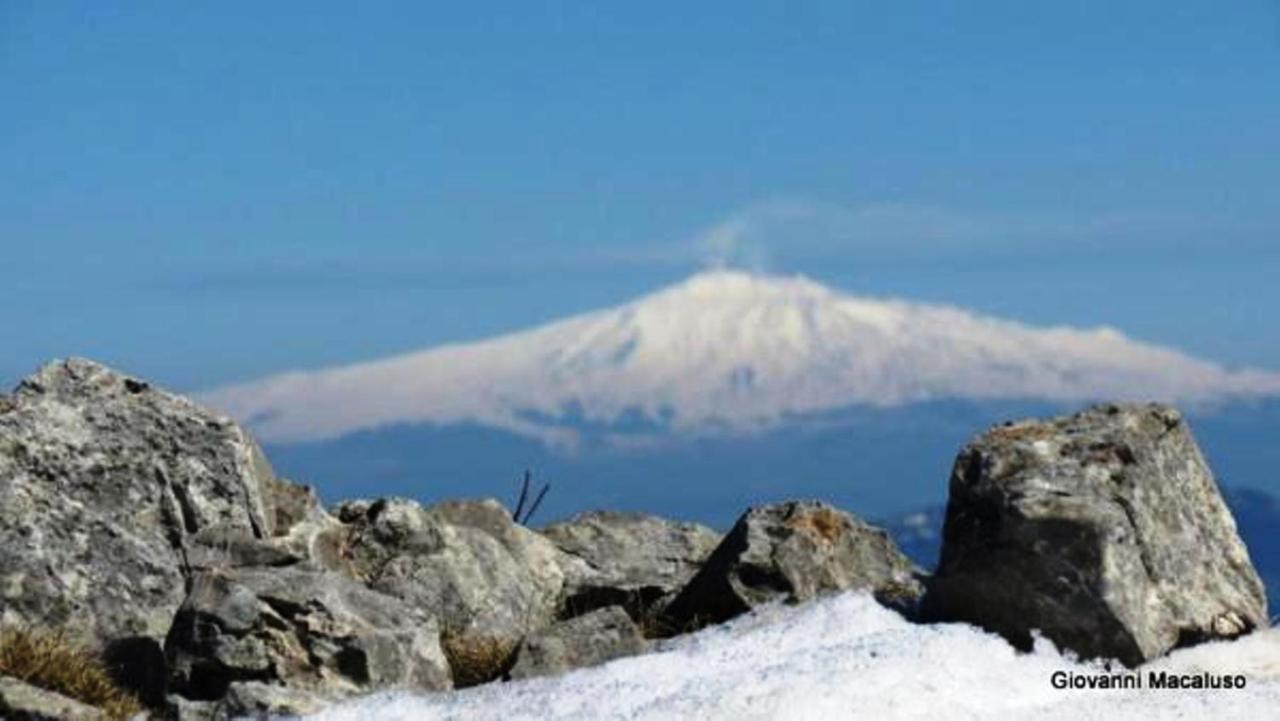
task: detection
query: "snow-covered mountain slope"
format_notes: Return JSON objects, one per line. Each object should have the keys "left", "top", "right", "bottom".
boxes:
{"left": 309, "top": 591, "right": 1280, "bottom": 721}
{"left": 203, "top": 270, "right": 1280, "bottom": 445}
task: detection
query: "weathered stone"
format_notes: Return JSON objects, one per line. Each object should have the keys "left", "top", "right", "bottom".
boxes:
{"left": 324, "top": 497, "right": 566, "bottom": 647}
{"left": 541, "top": 511, "right": 720, "bottom": 623}
{"left": 663, "top": 500, "right": 924, "bottom": 631}
{"left": 921, "top": 403, "right": 1269, "bottom": 666}
{"left": 507, "top": 606, "right": 647, "bottom": 681}
{"left": 164, "top": 693, "right": 220, "bottom": 721}
{"left": 185, "top": 482, "right": 343, "bottom": 574}
{"left": 0, "top": 358, "right": 301, "bottom": 701}
{"left": 163, "top": 682, "right": 327, "bottom": 721}
{"left": 165, "top": 566, "right": 451, "bottom": 704}
{"left": 0, "top": 675, "right": 104, "bottom": 721}
{"left": 222, "top": 681, "right": 328, "bottom": 719}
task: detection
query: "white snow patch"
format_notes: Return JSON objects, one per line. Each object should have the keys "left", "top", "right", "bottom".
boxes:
{"left": 307, "top": 592, "right": 1280, "bottom": 721}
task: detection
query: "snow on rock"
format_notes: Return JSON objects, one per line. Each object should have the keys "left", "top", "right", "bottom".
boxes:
{"left": 203, "top": 270, "right": 1280, "bottom": 445}
{"left": 308, "top": 592, "right": 1280, "bottom": 721}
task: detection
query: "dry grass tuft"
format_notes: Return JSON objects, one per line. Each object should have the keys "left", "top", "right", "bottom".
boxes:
{"left": 635, "top": 602, "right": 713, "bottom": 640}
{"left": 0, "top": 626, "right": 143, "bottom": 720}
{"left": 440, "top": 631, "right": 519, "bottom": 688}
{"left": 635, "top": 608, "right": 684, "bottom": 639}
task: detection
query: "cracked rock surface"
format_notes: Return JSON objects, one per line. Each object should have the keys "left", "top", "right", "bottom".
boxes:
{"left": 0, "top": 358, "right": 312, "bottom": 702}
{"left": 325, "top": 497, "right": 567, "bottom": 648}
{"left": 921, "top": 403, "right": 1269, "bottom": 666}
{"left": 541, "top": 511, "right": 721, "bottom": 623}
{"left": 165, "top": 566, "right": 452, "bottom": 707}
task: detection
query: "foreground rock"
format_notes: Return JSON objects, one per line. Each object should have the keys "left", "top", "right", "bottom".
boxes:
{"left": 663, "top": 501, "right": 924, "bottom": 631}
{"left": 327, "top": 498, "right": 566, "bottom": 650}
{"left": 0, "top": 358, "right": 315, "bottom": 702}
{"left": 541, "top": 511, "right": 720, "bottom": 623}
{"left": 0, "top": 675, "right": 104, "bottom": 721}
{"left": 507, "top": 606, "right": 647, "bottom": 680}
{"left": 921, "top": 403, "right": 1268, "bottom": 666}
{"left": 165, "top": 566, "right": 452, "bottom": 710}
{"left": 166, "top": 680, "right": 331, "bottom": 720}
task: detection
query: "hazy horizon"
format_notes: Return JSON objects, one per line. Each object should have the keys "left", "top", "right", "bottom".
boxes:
{"left": 5, "top": 3, "right": 1278, "bottom": 390}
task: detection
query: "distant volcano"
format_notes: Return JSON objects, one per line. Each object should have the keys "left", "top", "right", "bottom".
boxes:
{"left": 204, "top": 270, "right": 1280, "bottom": 447}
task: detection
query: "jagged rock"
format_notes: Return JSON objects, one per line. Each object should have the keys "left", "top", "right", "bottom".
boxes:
{"left": 324, "top": 497, "right": 566, "bottom": 647}
{"left": 0, "top": 675, "right": 104, "bottom": 721}
{"left": 507, "top": 606, "right": 647, "bottom": 680}
{"left": 0, "top": 358, "right": 312, "bottom": 702}
{"left": 663, "top": 500, "right": 924, "bottom": 631}
{"left": 184, "top": 481, "right": 343, "bottom": 573}
{"left": 921, "top": 403, "right": 1269, "bottom": 666}
{"left": 541, "top": 511, "right": 720, "bottom": 623}
{"left": 165, "top": 566, "right": 452, "bottom": 704}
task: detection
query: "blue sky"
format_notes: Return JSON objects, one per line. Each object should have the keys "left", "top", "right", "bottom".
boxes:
{"left": 3, "top": 1, "right": 1278, "bottom": 391}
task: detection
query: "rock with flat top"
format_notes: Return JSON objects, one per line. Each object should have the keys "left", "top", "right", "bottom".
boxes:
{"left": 921, "top": 403, "right": 1269, "bottom": 666}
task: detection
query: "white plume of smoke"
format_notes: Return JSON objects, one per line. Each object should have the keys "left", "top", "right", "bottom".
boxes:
{"left": 696, "top": 200, "right": 827, "bottom": 271}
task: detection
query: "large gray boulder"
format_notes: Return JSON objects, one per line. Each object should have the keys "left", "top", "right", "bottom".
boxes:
{"left": 507, "top": 606, "right": 647, "bottom": 681}
{"left": 541, "top": 511, "right": 720, "bottom": 623}
{"left": 165, "top": 566, "right": 452, "bottom": 705}
{"left": 326, "top": 497, "right": 566, "bottom": 649}
{"left": 0, "top": 358, "right": 311, "bottom": 702}
{"left": 921, "top": 403, "right": 1268, "bottom": 666}
{"left": 663, "top": 500, "right": 924, "bottom": 631}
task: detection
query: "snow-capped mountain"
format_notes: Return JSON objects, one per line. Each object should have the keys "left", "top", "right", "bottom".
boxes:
{"left": 204, "top": 270, "right": 1280, "bottom": 446}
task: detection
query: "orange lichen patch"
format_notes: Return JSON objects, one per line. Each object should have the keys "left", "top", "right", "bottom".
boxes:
{"left": 987, "top": 422, "right": 1055, "bottom": 442}
{"left": 785, "top": 508, "right": 847, "bottom": 544}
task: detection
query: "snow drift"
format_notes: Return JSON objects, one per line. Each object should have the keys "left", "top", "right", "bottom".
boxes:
{"left": 204, "top": 270, "right": 1280, "bottom": 445}
{"left": 309, "top": 592, "right": 1280, "bottom": 721}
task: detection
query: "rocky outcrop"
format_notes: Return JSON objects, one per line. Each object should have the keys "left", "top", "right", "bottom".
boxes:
{"left": 507, "top": 606, "right": 647, "bottom": 680}
{"left": 5, "top": 358, "right": 1272, "bottom": 715}
{"left": 663, "top": 501, "right": 924, "bottom": 631}
{"left": 165, "top": 566, "right": 452, "bottom": 707}
{"left": 324, "top": 498, "right": 566, "bottom": 649}
{"left": 541, "top": 511, "right": 720, "bottom": 623}
{"left": 921, "top": 403, "right": 1269, "bottom": 666}
{"left": 0, "top": 358, "right": 316, "bottom": 703}
{"left": 0, "top": 675, "right": 104, "bottom": 721}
